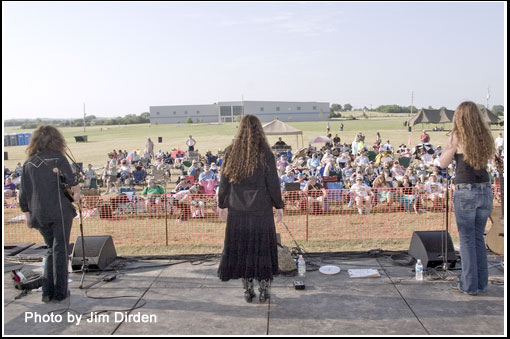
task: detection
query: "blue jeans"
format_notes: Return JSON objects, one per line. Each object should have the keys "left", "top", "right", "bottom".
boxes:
{"left": 453, "top": 182, "right": 493, "bottom": 294}
{"left": 38, "top": 214, "right": 73, "bottom": 300}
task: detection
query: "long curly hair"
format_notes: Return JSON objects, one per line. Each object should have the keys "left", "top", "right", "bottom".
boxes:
{"left": 26, "top": 125, "right": 67, "bottom": 157}
{"left": 452, "top": 101, "right": 495, "bottom": 170}
{"left": 222, "top": 115, "right": 270, "bottom": 183}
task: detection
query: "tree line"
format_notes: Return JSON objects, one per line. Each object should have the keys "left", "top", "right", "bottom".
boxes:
{"left": 330, "top": 103, "right": 504, "bottom": 116}
{"left": 5, "top": 112, "right": 151, "bottom": 129}
{"left": 5, "top": 104, "right": 504, "bottom": 128}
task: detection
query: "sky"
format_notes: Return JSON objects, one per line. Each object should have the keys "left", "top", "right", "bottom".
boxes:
{"left": 2, "top": 2, "right": 506, "bottom": 120}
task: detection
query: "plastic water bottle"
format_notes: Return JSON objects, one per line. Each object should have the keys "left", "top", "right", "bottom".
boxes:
{"left": 297, "top": 255, "right": 306, "bottom": 277}
{"left": 415, "top": 259, "right": 424, "bottom": 281}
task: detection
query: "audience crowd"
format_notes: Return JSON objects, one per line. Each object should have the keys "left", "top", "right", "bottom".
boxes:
{"left": 5, "top": 130, "right": 504, "bottom": 219}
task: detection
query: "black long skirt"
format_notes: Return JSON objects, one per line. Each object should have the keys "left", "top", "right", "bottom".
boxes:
{"left": 218, "top": 210, "right": 279, "bottom": 281}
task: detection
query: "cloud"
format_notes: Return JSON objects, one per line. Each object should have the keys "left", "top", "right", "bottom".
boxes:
{"left": 220, "top": 10, "right": 342, "bottom": 36}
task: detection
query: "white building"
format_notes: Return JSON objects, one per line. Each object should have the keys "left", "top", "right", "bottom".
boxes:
{"left": 150, "top": 100, "right": 330, "bottom": 124}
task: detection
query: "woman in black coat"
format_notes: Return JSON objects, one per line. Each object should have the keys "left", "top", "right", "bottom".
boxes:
{"left": 19, "top": 125, "right": 80, "bottom": 303}
{"left": 218, "top": 115, "right": 284, "bottom": 303}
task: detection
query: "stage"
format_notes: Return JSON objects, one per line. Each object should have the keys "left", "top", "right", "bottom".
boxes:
{"left": 3, "top": 253, "right": 505, "bottom": 335}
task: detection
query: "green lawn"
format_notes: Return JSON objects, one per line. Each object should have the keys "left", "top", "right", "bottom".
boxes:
{"left": 5, "top": 112, "right": 482, "bottom": 172}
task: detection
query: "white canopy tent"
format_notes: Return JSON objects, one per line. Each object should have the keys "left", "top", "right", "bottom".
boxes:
{"left": 262, "top": 120, "right": 304, "bottom": 149}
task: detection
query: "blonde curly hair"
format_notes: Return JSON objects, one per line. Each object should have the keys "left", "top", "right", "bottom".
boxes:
{"left": 452, "top": 101, "right": 495, "bottom": 170}
{"left": 221, "top": 115, "right": 270, "bottom": 183}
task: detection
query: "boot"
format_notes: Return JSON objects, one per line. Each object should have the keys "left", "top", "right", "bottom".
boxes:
{"left": 258, "top": 279, "right": 270, "bottom": 303}
{"left": 242, "top": 278, "right": 256, "bottom": 303}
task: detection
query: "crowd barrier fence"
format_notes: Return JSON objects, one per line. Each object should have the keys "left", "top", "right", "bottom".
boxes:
{"left": 4, "top": 185, "right": 502, "bottom": 253}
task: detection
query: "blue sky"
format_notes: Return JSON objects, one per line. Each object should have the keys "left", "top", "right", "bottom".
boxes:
{"left": 2, "top": 2, "right": 506, "bottom": 119}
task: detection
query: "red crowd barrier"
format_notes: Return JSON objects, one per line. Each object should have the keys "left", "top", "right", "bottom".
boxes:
{"left": 4, "top": 185, "right": 500, "bottom": 253}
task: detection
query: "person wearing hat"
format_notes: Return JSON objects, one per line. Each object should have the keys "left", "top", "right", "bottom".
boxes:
{"left": 174, "top": 175, "right": 192, "bottom": 192}
{"left": 210, "top": 162, "right": 218, "bottom": 173}
{"left": 187, "top": 160, "right": 201, "bottom": 179}
{"left": 142, "top": 178, "right": 165, "bottom": 214}
{"left": 350, "top": 175, "right": 373, "bottom": 215}
{"left": 280, "top": 168, "right": 296, "bottom": 190}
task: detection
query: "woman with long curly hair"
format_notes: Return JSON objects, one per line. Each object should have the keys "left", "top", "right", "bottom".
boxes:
{"left": 218, "top": 115, "right": 284, "bottom": 303}
{"left": 19, "top": 125, "right": 80, "bottom": 303}
{"left": 439, "top": 101, "right": 496, "bottom": 295}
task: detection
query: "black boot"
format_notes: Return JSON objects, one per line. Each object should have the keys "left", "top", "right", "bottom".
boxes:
{"left": 242, "top": 278, "right": 256, "bottom": 303}
{"left": 258, "top": 279, "right": 270, "bottom": 303}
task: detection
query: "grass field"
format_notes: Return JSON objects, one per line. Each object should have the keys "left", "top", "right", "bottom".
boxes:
{"left": 6, "top": 111, "right": 493, "bottom": 172}
{"left": 4, "top": 113, "right": 501, "bottom": 255}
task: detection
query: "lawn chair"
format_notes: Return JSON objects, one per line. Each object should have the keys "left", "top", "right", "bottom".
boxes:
{"left": 398, "top": 157, "right": 411, "bottom": 169}
{"left": 152, "top": 169, "right": 168, "bottom": 187}
{"left": 324, "top": 182, "right": 344, "bottom": 211}
{"left": 368, "top": 151, "right": 377, "bottom": 162}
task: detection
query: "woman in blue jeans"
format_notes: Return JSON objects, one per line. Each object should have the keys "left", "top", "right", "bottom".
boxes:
{"left": 439, "top": 101, "right": 496, "bottom": 295}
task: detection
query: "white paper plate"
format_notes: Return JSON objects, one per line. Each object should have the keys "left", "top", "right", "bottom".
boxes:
{"left": 319, "top": 265, "right": 341, "bottom": 275}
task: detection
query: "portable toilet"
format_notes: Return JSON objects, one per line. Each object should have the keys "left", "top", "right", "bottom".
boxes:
{"left": 4, "top": 134, "right": 11, "bottom": 146}
{"left": 17, "top": 133, "right": 25, "bottom": 146}
{"left": 9, "top": 134, "right": 18, "bottom": 146}
{"left": 24, "top": 133, "right": 32, "bottom": 145}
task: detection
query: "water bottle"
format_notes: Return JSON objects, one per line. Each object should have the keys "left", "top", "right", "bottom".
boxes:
{"left": 415, "top": 259, "right": 424, "bottom": 281}
{"left": 297, "top": 255, "right": 306, "bottom": 277}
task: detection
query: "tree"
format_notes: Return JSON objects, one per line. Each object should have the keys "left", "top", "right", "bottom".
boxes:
{"left": 330, "top": 103, "right": 342, "bottom": 113}
{"left": 343, "top": 104, "right": 353, "bottom": 111}
{"left": 492, "top": 105, "right": 504, "bottom": 116}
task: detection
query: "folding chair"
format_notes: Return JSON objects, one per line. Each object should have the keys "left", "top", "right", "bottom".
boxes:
{"left": 368, "top": 151, "right": 377, "bottom": 162}
{"left": 152, "top": 169, "right": 168, "bottom": 187}
{"left": 398, "top": 157, "right": 411, "bottom": 169}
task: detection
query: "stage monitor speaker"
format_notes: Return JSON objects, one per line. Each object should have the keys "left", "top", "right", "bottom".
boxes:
{"left": 71, "top": 235, "right": 117, "bottom": 270}
{"left": 408, "top": 231, "right": 457, "bottom": 268}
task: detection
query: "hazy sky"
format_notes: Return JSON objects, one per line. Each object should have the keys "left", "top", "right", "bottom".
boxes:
{"left": 2, "top": 2, "right": 506, "bottom": 120}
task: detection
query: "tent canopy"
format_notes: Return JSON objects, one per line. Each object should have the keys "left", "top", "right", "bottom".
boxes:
{"left": 263, "top": 119, "right": 303, "bottom": 135}
{"left": 408, "top": 107, "right": 501, "bottom": 126}
{"left": 262, "top": 119, "right": 304, "bottom": 148}
{"left": 407, "top": 108, "right": 455, "bottom": 126}
{"left": 479, "top": 107, "right": 501, "bottom": 124}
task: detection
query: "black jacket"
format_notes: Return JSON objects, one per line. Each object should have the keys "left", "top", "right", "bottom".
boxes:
{"left": 218, "top": 147, "right": 284, "bottom": 212}
{"left": 19, "top": 152, "right": 78, "bottom": 228}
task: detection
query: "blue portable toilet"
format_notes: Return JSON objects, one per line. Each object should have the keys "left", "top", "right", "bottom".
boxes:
{"left": 17, "top": 133, "right": 25, "bottom": 146}
{"left": 24, "top": 133, "right": 32, "bottom": 145}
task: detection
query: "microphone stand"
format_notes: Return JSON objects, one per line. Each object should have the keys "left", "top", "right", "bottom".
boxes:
{"left": 77, "top": 202, "right": 89, "bottom": 289}
{"left": 65, "top": 149, "right": 90, "bottom": 288}
{"left": 442, "top": 175, "right": 450, "bottom": 272}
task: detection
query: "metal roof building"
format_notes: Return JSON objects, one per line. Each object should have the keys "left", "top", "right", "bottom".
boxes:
{"left": 150, "top": 100, "right": 330, "bottom": 124}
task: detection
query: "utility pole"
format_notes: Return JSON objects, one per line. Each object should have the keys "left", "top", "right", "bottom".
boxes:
{"left": 411, "top": 91, "right": 414, "bottom": 115}
{"left": 83, "top": 103, "right": 86, "bottom": 133}
{"left": 486, "top": 86, "right": 490, "bottom": 109}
